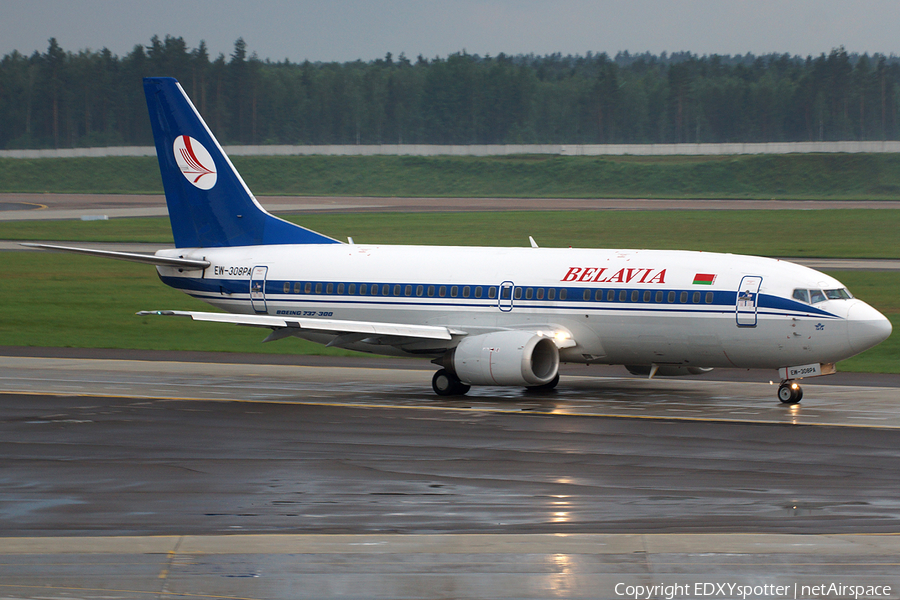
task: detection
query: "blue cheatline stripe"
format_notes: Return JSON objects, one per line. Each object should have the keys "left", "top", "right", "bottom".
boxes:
{"left": 160, "top": 276, "right": 841, "bottom": 320}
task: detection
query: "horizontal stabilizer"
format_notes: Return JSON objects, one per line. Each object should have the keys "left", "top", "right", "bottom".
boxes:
{"left": 21, "top": 243, "right": 210, "bottom": 269}
{"left": 137, "top": 310, "right": 460, "bottom": 341}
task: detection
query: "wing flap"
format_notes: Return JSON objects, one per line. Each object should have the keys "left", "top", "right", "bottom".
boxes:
{"left": 137, "top": 310, "right": 456, "bottom": 341}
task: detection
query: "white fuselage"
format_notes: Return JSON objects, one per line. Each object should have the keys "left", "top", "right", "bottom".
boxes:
{"left": 156, "top": 244, "right": 889, "bottom": 370}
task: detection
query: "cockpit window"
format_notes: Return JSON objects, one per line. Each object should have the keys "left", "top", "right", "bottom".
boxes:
{"left": 825, "top": 288, "right": 853, "bottom": 300}
{"left": 792, "top": 289, "right": 810, "bottom": 304}
{"left": 793, "top": 287, "right": 853, "bottom": 304}
{"left": 809, "top": 289, "right": 827, "bottom": 304}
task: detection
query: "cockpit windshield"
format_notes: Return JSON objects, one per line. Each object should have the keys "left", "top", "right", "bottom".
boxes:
{"left": 792, "top": 287, "right": 853, "bottom": 304}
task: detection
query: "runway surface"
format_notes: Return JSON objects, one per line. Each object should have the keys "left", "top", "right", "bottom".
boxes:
{"left": 2, "top": 352, "right": 900, "bottom": 598}
{"left": 2, "top": 192, "right": 900, "bottom": 221}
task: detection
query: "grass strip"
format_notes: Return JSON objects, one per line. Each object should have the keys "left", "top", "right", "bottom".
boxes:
{"left": 3, "top": 153, "right": 900, "bottom": 199}
{"left": 2, "top": 209, "right": 900, "bottom": 259}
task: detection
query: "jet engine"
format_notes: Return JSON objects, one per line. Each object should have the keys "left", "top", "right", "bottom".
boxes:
{"left": 439, "top": 330, "right": 560, "bottom": 387}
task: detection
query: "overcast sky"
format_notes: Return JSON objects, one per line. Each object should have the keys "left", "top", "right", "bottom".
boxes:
{"left": 2, "top": 0, "right": 898, "bottom": 63}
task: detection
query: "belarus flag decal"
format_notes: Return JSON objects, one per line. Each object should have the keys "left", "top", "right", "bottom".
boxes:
{"left": 692, "top": 273, "right": 717, "bottom": 285}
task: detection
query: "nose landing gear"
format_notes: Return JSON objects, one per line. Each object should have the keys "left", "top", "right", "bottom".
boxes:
{"left": 778, "top": 380, "right": 803, "bottom": 404}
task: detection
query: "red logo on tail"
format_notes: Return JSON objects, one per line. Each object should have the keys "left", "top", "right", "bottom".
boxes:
{"left": 173, "top": 135, "right": 217, "bottom": 190}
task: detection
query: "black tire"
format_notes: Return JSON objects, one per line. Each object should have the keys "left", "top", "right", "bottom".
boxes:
{"left": 527, "top": 372, "right": 560, "bottom": 393}
{"left": 778, "top": 382, "right": 802, "bottom": 404}
{"left": 432, "top": 369, "right": 470, "bottom": 396}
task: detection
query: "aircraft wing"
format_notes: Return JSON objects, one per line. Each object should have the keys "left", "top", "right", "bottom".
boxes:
{"left": 136, "top": 310, "right": 462, "bottom": 341}
{"left": 22, "top": 243, "right": 210, "bottom": 270}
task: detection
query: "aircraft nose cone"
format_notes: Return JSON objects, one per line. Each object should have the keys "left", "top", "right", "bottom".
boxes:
{"left": 847, "top": 302, "right": 892, "bottom": 354}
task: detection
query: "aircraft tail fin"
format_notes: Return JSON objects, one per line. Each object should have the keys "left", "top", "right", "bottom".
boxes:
{"left": 143, "top": 77, "right": 339, "bottom": 248}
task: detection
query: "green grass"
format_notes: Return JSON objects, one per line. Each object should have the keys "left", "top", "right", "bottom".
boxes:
{"left": 0, "top": 253, "right": 359, "bottom": 357}
{"left": 4, "top": 153, "right": 900, "bottom": 199}
{"left": 2, "top": 209, "right": 899, "bottom": 259}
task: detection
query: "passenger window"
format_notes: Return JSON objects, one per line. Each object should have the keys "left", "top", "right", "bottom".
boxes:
{"left": 405, "top": 285, "right": 413, "bottom": 296}
{"left": 427, "top": 285, "right": 434, "bottom": 297}
{"left": 488, "top": 287, "right": 497, "bottom": 299}
{"left": 359, "top": 284, "right": 367, "bottom": 295}
{"left": 584, "top": 289, "right": 591, "bottom": 301}
{"left": 705, "top": 292, "right": 713, "bottom": 303}
{"left": 548, "top": 288, "right": 556, "bottom": 300}
{"left": 463, "top": 286, "right": 471, "bottom": 298}
{"left": 514, "top": 287, "right": 522, "bottom": 299}
{"left": 382, "top": 284, "right": 390, "bottom": 295}
{"left": 655, "top": 291, "right": 663, "bottom": 303}
{"left": 792, "top": 289, "right": 810, "bottom": 304}
{"left": 283, "top": 282, "right": 290, "bottom": 294}
{"left": 393, "top": 285, "right": 401, "bottom": 296}
{"left": 326, "top": 283, "right": 334, "bottom": 294}
{"left": 315, "top": 283, "right": 323, "bottom": 294}
{"left": 337, "top": 283, "right": 345, "bottom": 294}
{"left": 293, "top": 282, "right": 301, "bottom": 294}
{"left": 416, "top": 285, "right": 423, "bottom": 296}
{"left": 475, "top": 286, "right": 483, "bottom": 298}
{"left": 304, "top": 282, "right": 312, "bottom": 294}
{"left": 536, "top": 288, "right": 545, "bottom": 300}
{"left": 667, "top": 291, "right": 675, "bottom": 303}
{"left": 559, "top": 289, "right": 567, "bottom": 300}
{"left": 810, "top": 289, "right": 827, "bottom": 303}
{"left": 595, "top": 290, "right": 603, "bottom": 301}
{"left": 526, "top": 288, "right": 534, "bottom": 300}
{"left": 451, "top": 286, "right": 458, "bottom": 297}
{"left": 692, "top": 291, "right": 700, "bottom": 303}
{"left": 619, "top": 290, "right": 627, "bottom": 302}
{"left": 607, "top": 290, "right": 615, "bottom": 302}
{"left": 439, "top": 286, "right": 446, "bottom": 297}
{"left": 631, "top": 290, "right": 639, "bottom": 302}
{"left": 348, "top": 283, "right": 356, "bottom": 295}
{"left": 643, "top": 291, "right": 651, "bottom": 302}
{"left": 679, "top": 291, "right": 688, "bottom": 303}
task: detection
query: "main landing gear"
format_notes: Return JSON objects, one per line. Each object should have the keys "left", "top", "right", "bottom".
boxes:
{"left": 432, "top": 369, "right": 471, "bottom": 396}
{"left": 777, "top": 380, "right": 803, "bottom": 404}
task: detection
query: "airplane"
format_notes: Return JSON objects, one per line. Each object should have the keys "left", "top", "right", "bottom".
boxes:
{"left": 26, "top": 77, "right": 892, "bottom": 404}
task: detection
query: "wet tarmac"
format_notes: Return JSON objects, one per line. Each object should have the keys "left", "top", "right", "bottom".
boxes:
{"left": 1, "top": 353, "right": 899, "bottom": 598}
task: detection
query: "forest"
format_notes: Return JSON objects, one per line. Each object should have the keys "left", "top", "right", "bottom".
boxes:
{"left": 2, "top": 36, "right": 900, "bottom": 149}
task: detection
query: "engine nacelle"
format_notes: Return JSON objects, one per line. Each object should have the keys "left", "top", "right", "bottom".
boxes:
{"left": 448, "top": 330, "right": 560, "bottom": 386}
{"left": 625, "top": 365, "right": 714, "bottom": 377}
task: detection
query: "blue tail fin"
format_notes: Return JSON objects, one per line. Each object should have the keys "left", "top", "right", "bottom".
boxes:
{"left": 143, "top": 77, "right": 339, "bottom": 248}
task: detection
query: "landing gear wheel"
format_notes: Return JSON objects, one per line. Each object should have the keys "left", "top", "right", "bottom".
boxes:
{"left": 778, "top": 381, "right": 803, "bottom": 404}
{"left": 432, "top": 369, "right": 471, "bottom": 396}
{"left": 527, "top": 372, "right": 560, "bottom": 393}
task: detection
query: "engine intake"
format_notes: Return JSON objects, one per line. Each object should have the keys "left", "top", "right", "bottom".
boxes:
{"left": 440, "top": 330, "right": 559, "bottom": 387}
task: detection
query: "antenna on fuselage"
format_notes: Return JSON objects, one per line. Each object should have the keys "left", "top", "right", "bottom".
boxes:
{"left": 529, "top": 236, "right": 539, "bottom": 248}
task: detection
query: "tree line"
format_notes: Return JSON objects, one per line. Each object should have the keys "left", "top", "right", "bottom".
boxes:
{"left": 2, "top": 36, "right": 900, "bottom": 149}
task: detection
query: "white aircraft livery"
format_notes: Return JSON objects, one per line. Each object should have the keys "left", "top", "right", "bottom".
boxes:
{"left": 28, "top": 77, "right": 892, "bottom": 404}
